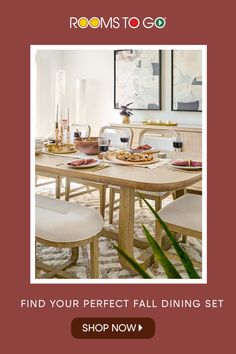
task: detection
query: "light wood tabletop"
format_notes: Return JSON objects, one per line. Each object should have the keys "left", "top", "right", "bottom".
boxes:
{"left": 35, "top": 152, "right": 202, "bottom": 272}
{"left": 35, "top": 152, "right": 202, "bottom": 192}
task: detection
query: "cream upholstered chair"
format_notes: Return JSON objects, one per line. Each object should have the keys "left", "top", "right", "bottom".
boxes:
{"left": 157, "top": 194, "right": 202, "bottom": 266}
{"left": 158, "top": 194, "right": 202, "bottom": 239}
{"left": 109, "top": 129, "right": 176, "bottom": 238}
{"left": 35, "top": 195, "right": 103, "bottom": 279}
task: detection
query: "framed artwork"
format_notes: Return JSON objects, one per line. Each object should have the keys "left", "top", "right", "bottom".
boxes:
{"left": 171, "top": 50, "right": 202, "bottom": 112}
{"left": 114, "top": 50, "right": 162, "bottom": 110}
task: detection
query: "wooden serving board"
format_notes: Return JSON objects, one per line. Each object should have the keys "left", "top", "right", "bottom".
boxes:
{"left": 105, "top": 151, "right": 159, "bottom": 166}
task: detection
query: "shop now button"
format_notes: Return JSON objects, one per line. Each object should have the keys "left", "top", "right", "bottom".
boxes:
{"left": 71, "top": 317, "right": 155, "bottom": 339}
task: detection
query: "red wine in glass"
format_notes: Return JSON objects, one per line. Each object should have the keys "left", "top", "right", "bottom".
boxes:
{"left": 173, "top": 141, "right": 183, "bottom": 149}
{"left": 98, "top": 137, "right": 109, "bottom": 165}
{"left": 99, "top": 145, "right": 109, "bottom": 153}
{"left": 173, "top": 140, "right": 183, "bottom": 161}
{"left": 120, "top": 136, "right": 129, "bottom": 150}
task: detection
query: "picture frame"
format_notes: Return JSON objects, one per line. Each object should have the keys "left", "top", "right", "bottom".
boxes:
{"left": 171, "top": 49, "right": 202, "bottom": 112}
{"left": 114, "top": 50, "right": 162, "bottom": 110}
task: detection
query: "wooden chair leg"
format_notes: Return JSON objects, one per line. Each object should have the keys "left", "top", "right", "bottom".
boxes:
{"left": 55, "top": 176, "right": 61, "bottom": 199}
{"left": 90, "top": 236, "right": 99, "bottom": 278}
{"left": 35, "top": 242, "right": 41, "bottom": 278}
{"left": 109, "top": 188, "right": 115, "bottom": 224}
{"left": 65, "top": 178, "right": 70, "bottom": 201}
{"left": 161, "top": 232, "right": 182, "bottom": 251}
{"left": 70, "top": 247, "right": 79, "bottom": 264}
{"left": 99, "top": 185, "right": 106, "bottom": 218}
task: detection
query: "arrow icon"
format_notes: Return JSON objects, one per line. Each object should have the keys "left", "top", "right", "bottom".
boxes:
{"left": 155, "top": 17, "right": 166, "bottom": 29}
{"left": 138, "top": 324, "right": 143, "bottom": 332}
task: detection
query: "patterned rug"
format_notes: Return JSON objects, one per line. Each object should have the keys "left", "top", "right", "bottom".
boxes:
{"left": 35, "top": 178, "right": 202, "bottom": 279}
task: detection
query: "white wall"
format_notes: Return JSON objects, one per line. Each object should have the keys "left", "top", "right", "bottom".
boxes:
{"left": 36, "top": 50, "right": 63, "bottom": 137}
{"left": 36, "top": 49, "right": 202, "bottom": 137}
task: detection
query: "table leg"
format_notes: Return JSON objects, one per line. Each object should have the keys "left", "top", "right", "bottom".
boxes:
{"left": 118, "top": 187, "right": 135, "bottom": 271}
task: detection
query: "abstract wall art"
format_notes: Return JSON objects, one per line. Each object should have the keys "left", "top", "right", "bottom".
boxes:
{"left": 171, "top": 50, "right": 202, "bottom": 112}
{"left": 114, "top": 50, "right": 162, "bottom": 110}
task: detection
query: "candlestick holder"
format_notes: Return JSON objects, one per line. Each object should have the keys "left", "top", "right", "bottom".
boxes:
{"left": 45, "top": 125, "right": 76, "bottom": 154}
{"left": 66, "top": 125, "right": 71, "bottom": 144}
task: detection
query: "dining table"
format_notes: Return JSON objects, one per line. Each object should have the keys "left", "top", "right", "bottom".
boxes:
{"left": 35, "top": 151, "right": 202, "bottom": 272}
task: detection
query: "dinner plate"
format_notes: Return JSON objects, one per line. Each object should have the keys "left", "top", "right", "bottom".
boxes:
{"left": 67, "top": 160, "right": 101, "bottom": 169}
{"left": 168, "top": 161, "right": 202, "bottom": 170}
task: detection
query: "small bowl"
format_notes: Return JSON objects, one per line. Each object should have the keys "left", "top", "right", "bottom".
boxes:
{"left": 74, "top": 137, "right": 99, "bottom": 155}
{"left": 158, "top": 152, "right": 167, "bottom": 158}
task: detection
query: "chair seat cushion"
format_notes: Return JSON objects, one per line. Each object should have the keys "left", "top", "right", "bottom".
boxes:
{"left": 35, "top": 195, "right": 103, "bottom": 243}
{"left": 158, "top": 194, "right": 202, "bottom": 233}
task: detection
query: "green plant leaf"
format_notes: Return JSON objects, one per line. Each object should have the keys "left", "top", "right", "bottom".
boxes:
{"left": 112, "top": 243, "right": 151, "bottom": 279}
{"left": 142, "top": 225, "right": 182, "bottom": 279}
{"left": 138, "top": 193, "right": 200, "bottom": 279}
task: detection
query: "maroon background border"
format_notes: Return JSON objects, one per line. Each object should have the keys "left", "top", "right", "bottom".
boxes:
{"left": 1, "top": 0, "right": 235, "bottom": 352}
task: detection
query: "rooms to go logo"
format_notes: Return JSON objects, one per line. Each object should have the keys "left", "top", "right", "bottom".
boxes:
{"left": 69, "top": 17, "right": 166, "bottom": 29}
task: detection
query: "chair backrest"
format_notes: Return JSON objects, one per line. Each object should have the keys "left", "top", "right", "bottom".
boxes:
{"left": 99, "top": 126, "right": 133, "bottom": 148}
{"left": 138, "top": 129, "right": 178, "bottom": 151}
{"left": 70, "top": 124, "right": 91, "bottom": 141}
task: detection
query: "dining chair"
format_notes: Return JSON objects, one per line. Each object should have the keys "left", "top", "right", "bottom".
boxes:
{"left": 36, "top": 125, "right": 92, "bottom": 200}
{"left": 156, "top": 194, "right": 202, "bottom": 268}
{"left": 35, "top": 175, "right": 62, "bottom": 199}
{"left": 64, "top": 124, "right": 108, "bottom": 216}
{"left": 70, "top": 123, "right": 91, "bottom": 140}
{"left": 35, "top": 136, "right": 62, "bottom": 198}
{"left": 99, "top": 126, "right": 133, "bottom": 149}
{"left": 65, "top": 125, "right": 134, "bottom": 218}
{"left": 186, "top": 180, "right": 202, "bottom": 195}
{"left": 35, "top": 195, "right": 104, "bottom": 279}
{"left": 100, "top": 126, "right": 135, "bottom": 216}
{"left": 109, "top": 128, "right": 178, "bottom": 239}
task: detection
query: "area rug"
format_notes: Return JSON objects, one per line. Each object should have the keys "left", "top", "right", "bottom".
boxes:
{"left": 35, "top": 178, "right": 202, "bottom": 279}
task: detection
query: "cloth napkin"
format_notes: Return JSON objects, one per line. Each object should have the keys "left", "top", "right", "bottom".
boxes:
{"left": 171, "top": 160, "right": 202, "bottom": 167}
{"left": 67, "top": 159, "right": 97, "bottom": 166}
{"left": 133, "top": 158, "right": 172, "bottom": 169}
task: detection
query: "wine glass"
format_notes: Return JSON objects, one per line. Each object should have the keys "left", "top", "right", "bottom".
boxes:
{"left": 172, "top": 137, "right": 183, "bottom": 161}
{"left": 98, "top": 137, "right": 109, "bottom": 166}
{"left": 120, "top": 133, "right": 129, "bottom": 150}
